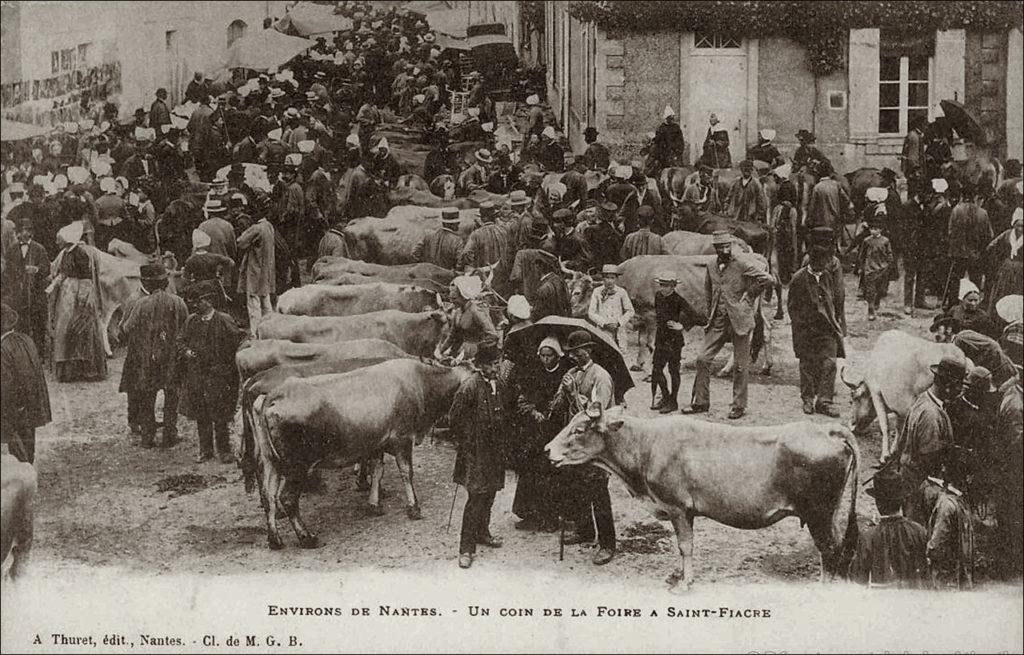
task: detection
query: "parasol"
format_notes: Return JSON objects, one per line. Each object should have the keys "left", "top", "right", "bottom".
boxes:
{"left": 1, "top": 119, "right": 50, "bottom": 142}
{"left": 213, "top": 28, "right": 312, "bottom": 75}
{"left": 939, "top": 99, "right": 987, "bottom": 146}
{"left": 505, "top": 316, "right": 635, "bottom": 398}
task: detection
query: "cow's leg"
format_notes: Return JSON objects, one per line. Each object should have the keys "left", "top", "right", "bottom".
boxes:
{"left": 99, "top": 306, "right": 116, "bottom": 357}
{"left": 256, "top": 469, "right": 284, "bottom": 550}
{"left": 870, "top": 388, "right": 890, "bottom": 456}
{"left": 279, "top": 472, "right": 320, "bottom": 549}
{"left": 365, "top": 452, "right": 387, "bottom": 516}
{"left": 391, "top": 437, "right": 422, "bottom": 520}
{"left": 805, "top": 510, "right": 840, "bottom": 582}
{"left": 253, "top": 402, "right": 285, "bottom": 550}
{"left": 9, "top": 483, "right": 35, "bottom": 580}
{"left": 668, "top": 512, "right": 696, "bottom": 593}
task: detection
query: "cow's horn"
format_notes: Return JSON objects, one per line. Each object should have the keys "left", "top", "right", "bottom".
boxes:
{"left": 839, "top": 365, "right": 860, "bottom": 389}
{"left": 585, "top": 401, "right": 602, "bottom": 419}
{"left": 558, "top": 257, "right": 576, "bottom": 277}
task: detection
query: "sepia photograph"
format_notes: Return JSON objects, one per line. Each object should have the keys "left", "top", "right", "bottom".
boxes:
{"left": 0, "top": 0, "right": 1022, "bottom": 652}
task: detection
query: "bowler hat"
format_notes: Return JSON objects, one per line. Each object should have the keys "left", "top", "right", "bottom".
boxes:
{"left": 565, "top": 329, "right": 596, "bottom": 351}
{"left": 795, "top": 129, "right": 816, "bottom": 142}
{"left": 964, "top": 366, "right": 996, "bottom": 392}
{"left": 865, "top": 468, "right": 908, "bottom": 501}
{"left": 474, "top": 341, "right": 501, "bottom": 365}
{"left": 185, "top": 280, "right": 221, "bottom": 302}
{"left": 584, "top": 126, "right": 598, "bottom": 138}
{"left": 140, "top": 263, "right": 168, "bottom": 281}
{"left": 551, "top": 208, "right": 572, "bottom": 223}
{"left": 808, "top": 226, "right": 835, "bottom": 245}
{"left": 930, "top": 355, "right": 967, "bottom": 383}
{"left": 929, "top": 314, "right": 962, "bottom": 334}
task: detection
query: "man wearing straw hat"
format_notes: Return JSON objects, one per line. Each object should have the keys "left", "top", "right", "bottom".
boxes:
{"left": 1, "top": 303, "right": 51, "bottom": 463}
{"left": 683, "top": 231, "right": 774, "bottom": 419}
{"left": 587, "top": 264, "right": 634, "bottom": 347}
{"left": 119, "top": 263, "right": 188, "bottom": 449}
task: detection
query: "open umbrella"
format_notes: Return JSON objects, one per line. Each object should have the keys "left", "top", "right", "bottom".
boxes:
{"left": 1, "top": 119, "right": 50, "bottom": 142}
{"left": 505, "top": 316, "right": 634, "bottom": 398}
{"left": 940, "top": 99, "right": 987, "bottom": 146}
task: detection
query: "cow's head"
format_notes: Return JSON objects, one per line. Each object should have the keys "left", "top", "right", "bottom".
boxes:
{"left": 546, "top": 402, "right": 624, "bottom": 467}
{"left": 839, "top": 366, "right": 874, "bottom": 434}
{"left": 568, "top": 272, "right": 594, "bottom": 319}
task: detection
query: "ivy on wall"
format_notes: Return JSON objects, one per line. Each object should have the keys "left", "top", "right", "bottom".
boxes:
{"left": 566, "top": 1, "right": 1023, "bottom": 76}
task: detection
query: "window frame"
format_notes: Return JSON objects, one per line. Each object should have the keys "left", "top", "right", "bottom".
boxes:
{"left": 877, "top": 53, "right": 933, "bottom": 135}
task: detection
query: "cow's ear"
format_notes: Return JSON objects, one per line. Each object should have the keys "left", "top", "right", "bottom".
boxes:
{"left": 604, "top": 418, "right": 624, "bottom": 432}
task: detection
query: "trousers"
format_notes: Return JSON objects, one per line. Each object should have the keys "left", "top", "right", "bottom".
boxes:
{"left": 692, "top": 310, "right": 751, "bottom": 411}
{"left": 246, "top": 294, "right": 273, "bottom": 338}
{"left": 137, "top": 385, "right": 180, "bottom": 442}
{"left": 798, "top": 346, "right": 837, "bottom": 405}
{"left": 459, "top": 491, "right": 496, "bottom": 555}
{"left": 574, "top": 473, "right": 616, "bottom": 550}
{"left": 5, "top": 427, "right": 35, "bottom": 463}
{"left": 903, "top": 259, "right": 928, "bottom": 308}
{"left": 651, "top": 342, "right": 682, "bottom": 404}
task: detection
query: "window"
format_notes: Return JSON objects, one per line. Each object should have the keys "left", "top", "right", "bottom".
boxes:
{"left": 694, "top": 33, "right": 741, "bottom": 49}
{"left": 828, "top": 91, "right": 846, "bottom": 110}
{"left": 77, "top": 43, "right": 90, "bottom": 69}
{"left": 878, "top": 30, "right": 933, "bottom": 134}
{"left": 227, "top": 19, "right": 248, "bottom": 48}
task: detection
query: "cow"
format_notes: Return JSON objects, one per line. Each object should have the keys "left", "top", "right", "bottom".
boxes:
{"left": 545, "top": 405, "right": 860, "bottom": 592}
{"left": 236, "top": 338, "right": 413, "bottom": 381}
{"left": 840, "top": 330, "right": 973, "bottom": 455}
{"left": 277, "top": 282, "right": 439, "bottom": 317}
{"left": 242, "top": 359, "right": 474, "bottom": 548}
{"left": 314, "top": 272, "right": 449, "bottom": 295}
{"left": 1, "top": 453, "right": 36, "bottom": 581}
{"left": 311, "top": 256, "right": 455, "bottom": 288}
{"left": 387, "top": 185, "right": 478, "bottom": 211}
{"left": 341, "top": 206, "right": 479, "bottom": 264}
{"left": 64, "top": 244, "right": 144, "bottom": 356}
{"left": 256, "top": 310, "right": 449, "bottom": 358}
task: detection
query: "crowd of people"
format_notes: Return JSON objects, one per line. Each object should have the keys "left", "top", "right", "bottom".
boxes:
{"left": 1, "top": 0, "right": 1022, "bottom": 583}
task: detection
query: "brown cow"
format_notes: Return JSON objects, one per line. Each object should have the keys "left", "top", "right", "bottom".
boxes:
{"left": 276, "top": 282, "right": 439, "bottom": 317}
{"left": 311, "top": 256, "right": 455, "bottom": 287}
{"left": 341, "top": 206, "right": 479, "bottom": 264}
{"left": 546, "top": 406, "right": 859, "bottom": 592}
{"left": 256, "top": 310, "right": 449, "bottom": 358}
{"left": 313, "top": 271, "right": 449, "bottom": 295}
{"left": 1, "top": 453, "right": 36, "bottom": 581}
{"left": 243, "top": 360, "right": 474, "bottom": 548}
{"left": 236, "top": 338, "right": 413, "bottom": 381}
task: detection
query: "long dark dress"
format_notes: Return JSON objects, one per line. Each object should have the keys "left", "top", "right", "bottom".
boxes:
{"left": 50, "top": 245, "right": 107, "bottom": 381}
{"left": 510, "top": 358, "right": 572, "bottom": 525}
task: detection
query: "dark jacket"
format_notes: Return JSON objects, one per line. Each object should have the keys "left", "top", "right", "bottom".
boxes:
{"left": 788, "top": 264, "right": 846, "bottom": 360}
{"left": 450, "top": 372, "right": 511, "bottom": 494}
{"left": 119, "top": 289, "right": 188, "bottom": 393}
{"left": 0, "top": 328, "right": 51, "bottom": 440}
{"left": 531, "top": 272, "right": 571, "bottom": 320}
{"left": 176, "top": 310, "right": 245, "bottom": 422}
{"left": 947, "top": 202, "right": 993, "bottom": 260}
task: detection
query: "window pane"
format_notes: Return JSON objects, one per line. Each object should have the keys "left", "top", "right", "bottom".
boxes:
{"left": 721, "top": 36, "right": 741, "bottom": 48}
{"left": 907, "top": 108, "right": 929, "bottom": 130}
{"left": 908, "top": 82, "right": 929, "bottom": 107}
{"left": 908, "top": 55, "right": 929, "bottom": 81}
{"left": 879, "top": 83, "right": 900, "bottom": 107}
{"left": 695, "top": 33, "right": 714, "bottom": 48}
{"left": 879, "top": 109, "right": 900, "bottom": 134}
{"left": 880, "top": 56, "right": 900, "bottom": 81}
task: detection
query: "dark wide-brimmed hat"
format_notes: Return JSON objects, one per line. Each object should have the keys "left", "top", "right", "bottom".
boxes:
{"left": 865, "top": 468, "right": 908, "bottom": 502}
{"left": 583, "top": 126, "right": 599, "bottom": 138}
{"left": 140, "top": 263, "right": 168, "bottom": 281}
{"left": 474, "top": 341, "right": 501, "bottom": 365}
{"left": 184, "top": 279, "right": 222, "bottom": 302}
{"left": 808, "top": 226, "right": 835, "bottom": 245}
{"left": 930, "top": 355, "right": 967, "bottom": 383}
{"left": 565, "top": 329, "right": 597, "bottom": 351}
{"left": 795, "top": 129, "right": 816, "bottom": 142}
{"left": 964, "top": 366, "right": 996, "bottom": 392}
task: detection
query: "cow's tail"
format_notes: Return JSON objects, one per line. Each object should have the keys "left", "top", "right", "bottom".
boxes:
{"left": 838, "top": 428, "right": 861, "bottom": 574}
{"left": 239, "top": 379, "right": 260, "bottom": 494}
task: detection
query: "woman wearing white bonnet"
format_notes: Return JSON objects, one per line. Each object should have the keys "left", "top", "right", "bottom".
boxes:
{"left": 985, "top": 206, "right": 1023, "bottom": 318}
{"left": 508, "top": 333, "right": 570, "bottom": 533}
{"left": 438, "top": 275, "right": 498, "bottom": 359}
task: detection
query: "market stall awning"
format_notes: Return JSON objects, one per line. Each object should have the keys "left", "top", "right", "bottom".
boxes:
{"left": 405, "top": 1, "right": 470, "bottom": 38}
{"left": 0, "top": 119, "right": 50, "bottom": 142}
{"left": 213, "top": 28, "right": 312, "bottom": 74}
{"left": 274, "top": 2, "right": 354, "bottom": 37}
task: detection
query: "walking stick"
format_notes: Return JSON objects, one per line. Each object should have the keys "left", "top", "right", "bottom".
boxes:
{"left": 559, "top": 515, "right": 565, "bottom": 562}
{"left": 445, "top": 484, "right": 459, "bottom": 533}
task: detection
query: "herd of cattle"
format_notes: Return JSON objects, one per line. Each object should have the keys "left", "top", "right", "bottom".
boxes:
{"left": 1, "top": 156, "right": 995, "bottom": 589}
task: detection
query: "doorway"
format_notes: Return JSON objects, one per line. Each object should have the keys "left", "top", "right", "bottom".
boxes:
{"left": 687, "top": 33, "right": 750, "bottom": 166}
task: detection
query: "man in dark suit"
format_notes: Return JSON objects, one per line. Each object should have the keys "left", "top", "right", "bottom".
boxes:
{"left": 683, "top": 231, "right": 774, "bottom": 419}
{"left": 5, "top": 219, "right": 49, "bottom": 355}
{"left": 1, "top": 303, "right": 51, "bottom": 463}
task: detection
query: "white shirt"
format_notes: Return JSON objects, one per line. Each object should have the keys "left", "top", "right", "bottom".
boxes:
{"left": 588, "top": 284, "right": 635, "bottom": 333}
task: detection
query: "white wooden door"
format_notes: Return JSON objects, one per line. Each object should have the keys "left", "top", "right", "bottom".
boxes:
{"left": 688, "top": 33, "right": 748, "bottom": 165}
